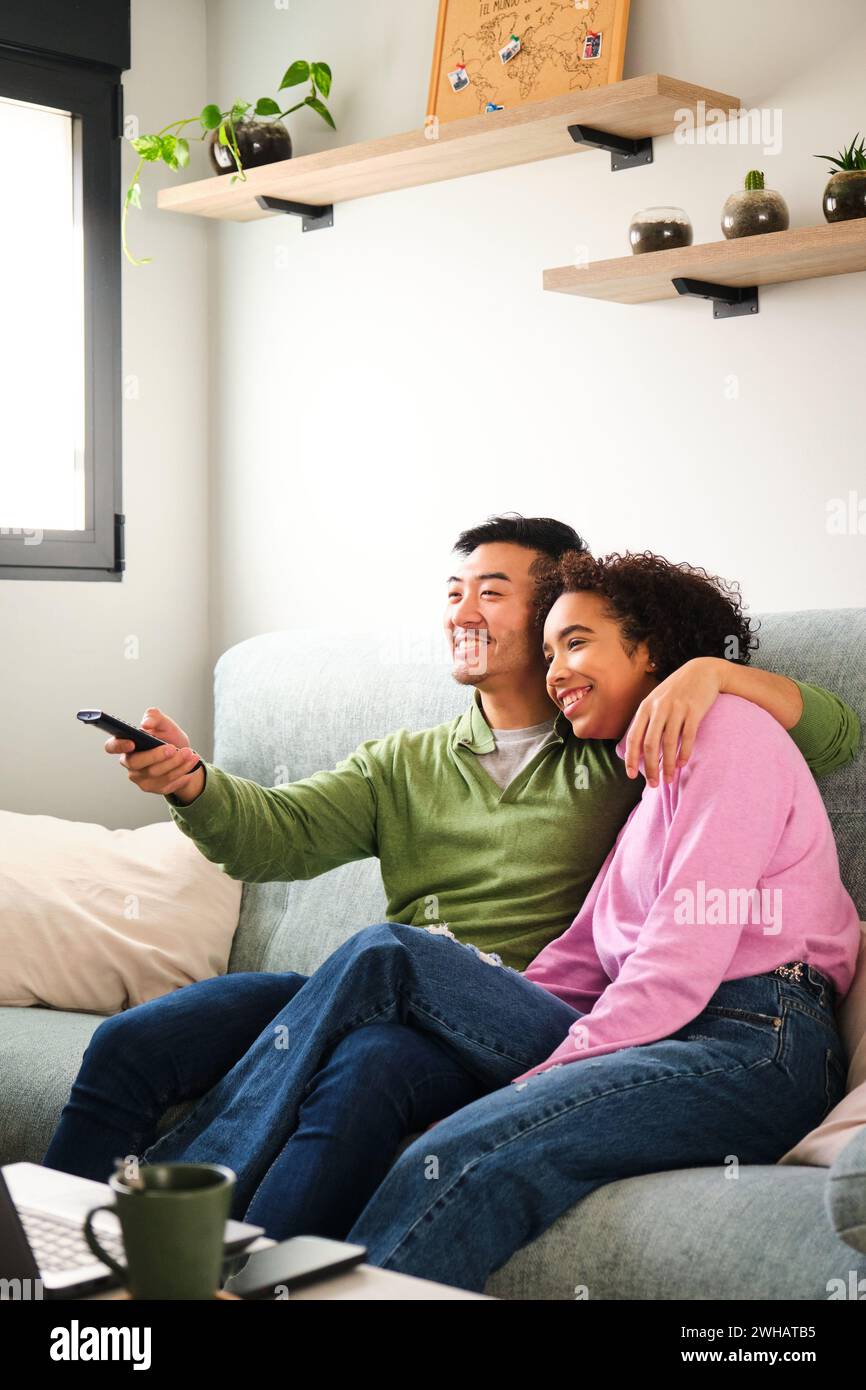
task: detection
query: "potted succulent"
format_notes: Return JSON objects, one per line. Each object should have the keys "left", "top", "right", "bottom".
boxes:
{"left": 122, "top": 59, "right": 335, "bottom": 265}
{"left": 816, "top": 134, "right": 866, "bottom": 223}
{"left": 721, "top": 169, "right": 789, "bottom": 239}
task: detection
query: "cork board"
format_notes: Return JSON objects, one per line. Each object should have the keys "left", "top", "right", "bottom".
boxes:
{"left": 427, "top": 0, "right": 631, "bottom": 122}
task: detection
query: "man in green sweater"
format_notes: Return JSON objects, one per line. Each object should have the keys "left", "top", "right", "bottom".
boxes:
{"left": 111, "top": 515, "right": 858, "bottom": 971}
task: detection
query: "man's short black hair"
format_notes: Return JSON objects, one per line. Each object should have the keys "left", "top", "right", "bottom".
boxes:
{"left": 453, "top": 513, "right": 588, "bottom": 562}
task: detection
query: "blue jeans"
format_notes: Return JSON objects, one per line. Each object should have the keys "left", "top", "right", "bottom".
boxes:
{"left": 133, "top": 923, "right": 848, "bottom": 1293}
{"left": 42, "top": 969, "right": 484, "bottom": 1241}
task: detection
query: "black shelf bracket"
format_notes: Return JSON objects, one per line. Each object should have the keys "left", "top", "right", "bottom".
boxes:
{"left": 672, "top": 277, "right": 760, "bottom": 320}
{"left": 254, "top": 195, "right": 334, "bottom": 232}
{"left": 568, "top": 123, "right": 653, "bottom": 172}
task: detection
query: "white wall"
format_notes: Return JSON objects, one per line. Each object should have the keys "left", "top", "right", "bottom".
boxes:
{"left": 206, "top": 0, "right": 865, "bottom": 664}
{"left": 0, "top": 0, "right": 212, "bottom": 825}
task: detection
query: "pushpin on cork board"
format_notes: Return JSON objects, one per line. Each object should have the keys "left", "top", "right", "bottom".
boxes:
{"left": 499, "top": 34, "right": 522, "bottom": 63}
{"left": 446, "top": 61, "right": 470, "bottom": 93}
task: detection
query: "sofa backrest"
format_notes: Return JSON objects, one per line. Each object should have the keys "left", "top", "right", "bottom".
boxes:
{"left": 214, "top": 611, "right": 866, "bottom": 976}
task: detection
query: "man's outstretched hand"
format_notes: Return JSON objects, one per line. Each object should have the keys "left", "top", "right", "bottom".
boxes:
{"left": 104, "top": 706, "right": 206, "bottom": 803}
{"left": 623, "top": 658, "right": 722, "bottom": 788}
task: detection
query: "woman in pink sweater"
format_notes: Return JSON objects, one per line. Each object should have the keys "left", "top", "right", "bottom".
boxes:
{"left": 514, "top": 551, "right": 860, "bottom": 1078}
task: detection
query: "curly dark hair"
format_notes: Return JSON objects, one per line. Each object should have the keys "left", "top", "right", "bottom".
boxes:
{"left": 531, "top": 550, "right": 760, "bottom": 681}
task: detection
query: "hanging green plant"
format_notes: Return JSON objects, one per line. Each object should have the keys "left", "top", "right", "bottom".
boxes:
{"left": 123, "top": 60, "right": 335, "bottom": 265}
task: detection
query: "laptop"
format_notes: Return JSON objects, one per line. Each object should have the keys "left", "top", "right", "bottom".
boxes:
{"left": 0, "top": 1162, "right": 269, "bottom": 1299}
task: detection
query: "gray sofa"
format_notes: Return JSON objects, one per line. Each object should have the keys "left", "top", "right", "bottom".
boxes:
{"left": 3, "top": 611, "right": 865, "bottom": 1300}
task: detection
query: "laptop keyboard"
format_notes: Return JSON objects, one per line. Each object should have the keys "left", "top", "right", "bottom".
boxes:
{"left": 19, "top": 1206, "right": 126, "bottom": 1272}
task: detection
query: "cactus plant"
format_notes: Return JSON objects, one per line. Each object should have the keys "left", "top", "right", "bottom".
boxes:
{"left": 721, "top": 169, "right": 789, "bottom": 239}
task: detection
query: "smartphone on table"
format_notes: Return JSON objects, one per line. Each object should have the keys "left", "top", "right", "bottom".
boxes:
{"left": 222, "top": 1236, "right": 367, "bottom": 1299}
{"left": 76, "top": 710, "right": 204, "bottom": 773}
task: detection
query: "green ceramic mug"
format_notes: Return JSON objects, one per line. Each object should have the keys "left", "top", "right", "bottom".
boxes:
{"left": 83, "top": 1162, "right": 236, "bottom": 1300}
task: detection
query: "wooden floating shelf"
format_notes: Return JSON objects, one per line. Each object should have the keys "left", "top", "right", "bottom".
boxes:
{"left": 543, "top": 220, "right": 866, "bottom": 305}
{"left": 157, "top": 73, "right": 739, "bottom": 223}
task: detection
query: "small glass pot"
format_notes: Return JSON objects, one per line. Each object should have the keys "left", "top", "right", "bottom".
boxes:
{"left": 822, "top": 170, "right": 866, "bottom": 223}
{"left": 628, "top": 207, "right": 693, "bottom": 255}
{"left": 721, "top": 187, "right": 789, "bottom": 238}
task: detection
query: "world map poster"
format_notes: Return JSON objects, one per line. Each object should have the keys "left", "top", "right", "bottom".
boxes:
{"left": 427, "top": 0, "right": 632, "bottom": 122}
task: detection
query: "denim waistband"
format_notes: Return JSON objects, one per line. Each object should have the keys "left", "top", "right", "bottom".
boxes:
{"left": 769, "top": 960, "right": 836, "bottom": 1006}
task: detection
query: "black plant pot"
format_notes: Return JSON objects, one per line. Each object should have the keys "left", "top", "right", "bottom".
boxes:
{"left": 208, "top": 117, "right": 293, "bottom": 175}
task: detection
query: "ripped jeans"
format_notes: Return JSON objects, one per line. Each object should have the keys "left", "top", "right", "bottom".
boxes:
{"left": 135, "top": 923, "right": 848, "bottom": 1291}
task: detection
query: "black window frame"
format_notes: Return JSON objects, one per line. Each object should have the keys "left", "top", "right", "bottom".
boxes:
{"left": 0, "top": 43, "right": 125, "bottom": 580}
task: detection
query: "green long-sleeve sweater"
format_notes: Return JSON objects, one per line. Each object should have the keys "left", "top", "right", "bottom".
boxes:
{"left": 165, "top": 680, "right": 859, "bottom": 971}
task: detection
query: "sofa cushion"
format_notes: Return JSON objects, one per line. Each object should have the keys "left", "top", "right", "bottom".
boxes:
{"left": 0, "top": 1005, "right": 104, "bottom": 1165}
{"left": 0, "top": 812, "right": 242, "bottom": 1013}
{"left": 485, "top": 1161, "right": 866, "bottom": 1299}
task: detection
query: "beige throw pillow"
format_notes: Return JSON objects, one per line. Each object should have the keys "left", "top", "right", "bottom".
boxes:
{"left": 0, "top": 811, "right": 242, "bottom": 1014}
{"left": 777, "top": 922, "right": 866, "bottom": 1167}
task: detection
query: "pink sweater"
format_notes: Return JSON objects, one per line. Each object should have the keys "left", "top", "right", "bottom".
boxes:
{"left": 512, "top": 694, "right": 861, "bottom": 1083}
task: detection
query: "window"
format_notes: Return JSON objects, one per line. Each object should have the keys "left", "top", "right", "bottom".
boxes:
{"left": 1, "top": 95, "right": 85, "bottom": 531}
{"left": 0, "top": 7, "right": 129, "bottom": 579}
